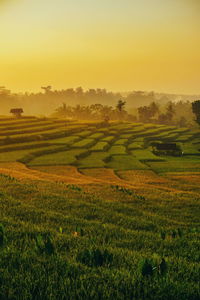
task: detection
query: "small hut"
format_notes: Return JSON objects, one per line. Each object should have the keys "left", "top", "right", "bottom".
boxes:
{"left": 10, "top": 108, "right": 24, "bottom": 118}
{"left": 152, "top": 142, "right": 183, "bottom": 156}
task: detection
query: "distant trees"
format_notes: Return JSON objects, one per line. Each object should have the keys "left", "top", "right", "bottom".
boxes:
{"left": 0, "top": 86, "right": 20, "bottom": 114}
{"left": 0, "top": 85, "right": 198, "bottom": 127}
{"left": 149, "top": 102, "right": 160, "bottom": 116}
{"left": 192, "top": 100, "right": 200, "bottom": 125}
{"left": 157, "top": 102, "right": 175, "bottom": 125}
{"left": 54, "top": 103, "right": 98, "bottom": 120}
{"left": 138, "top": 106, "right": 153, "bottom": 122}
{"left": 54, "top": 98, "right": 199, "bottom": 125}
{"left": 0, "top": 86, "right": 123, "bottom": 116}
{"left": 157, "top": 113, "right": 169, "bottom": 124}
{"left": 55, "top": 103, "right": 73, "bottom": 118}
{"left": 138, "top": 102, "right": 159, "bottom": 123}
{"left": 166, "top": 102, "right": 175, "bottom": 122}
{"left": 136, "top": 100, "right": 197, "bottom": 127}
{"left": 116, "top": 100, "right": 126, "bottom": 112}
{"left": 99, "top": 106, "right": 113, "bottom": 120}
{"left": 178, "top": 116, "right": 187, "bottom": 128}
{"left": 126, "top": 90, "right": 159, "bottom": 107}
{"left": 53, "top": 100, "right": 135, "bottom": 122}
{"left": 116, "top": 100, "right": 126, "bottom": 120}
{"left": 41, "top": 86, "right": 52, "bottom": 94}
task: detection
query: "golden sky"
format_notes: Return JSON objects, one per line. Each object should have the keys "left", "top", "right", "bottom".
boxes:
{"left": 0, "top": 0, "right": 199, "bottom": 94}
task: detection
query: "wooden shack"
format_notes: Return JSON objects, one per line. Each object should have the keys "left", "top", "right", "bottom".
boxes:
{"left": 10, "top": 108, "right": 24, "bottom": 118}
{"left": 152, "top": 142, "right": 183, "bottom": 156}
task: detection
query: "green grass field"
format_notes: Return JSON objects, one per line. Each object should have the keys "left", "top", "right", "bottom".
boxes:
{"left": 0, "top": 118, "right": 199, "bottom": 172}
{"left": 107, "top": 154, "right": 149, "bottom": 170}
{"left": 114, "top": 138, "right": 128, "bottom": 145}
{"left": 0, "top": 117, "right": 199, "bottom": 299}
{"left": 146, "top": 156, "right": 200, "bottom": 172}
{"left": 78, "top": 152, "right": 109, "bottom": 168}
{"left": 29, "top": 149, "right": 87, "bottom": 166}
{"left": 90, "top": 141, "right": 109, "bottom": 151}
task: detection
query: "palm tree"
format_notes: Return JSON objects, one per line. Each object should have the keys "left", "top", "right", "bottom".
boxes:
{"left": 116, "top": 100, "right": 126, "bottom": 112}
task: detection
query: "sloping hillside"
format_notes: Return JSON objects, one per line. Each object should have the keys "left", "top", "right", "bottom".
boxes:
{"left": 0, "top": 117, "right": 199, "bottom": 299}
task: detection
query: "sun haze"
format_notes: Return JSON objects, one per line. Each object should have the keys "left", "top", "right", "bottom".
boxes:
{"left": 0, "top": 0, "right": 199, "bottom": 94}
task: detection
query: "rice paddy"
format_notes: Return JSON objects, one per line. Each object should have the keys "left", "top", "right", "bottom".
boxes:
{"left": 0, "top": 117, "right": 198, "bottom": 173}
{"left": 0, "top": 117, "right": 199, "bottom": 299}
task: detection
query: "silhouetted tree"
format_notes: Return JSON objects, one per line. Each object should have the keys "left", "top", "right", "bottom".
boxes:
{"left": 41, "top": 86, "right": 52, "bottom": 93}
{"left": 116, "top": 100, "right": 126, "bottom": 120}
{"left": 157, "top": 102, "right": 176, "bottom": 125}
{"left": 0, "top": 85, "right": 198, "bottom": 125}
{"left": 90, "top": 104, "right": 104, "bottom": 119}
{"left": 100, "top": 106, "right": 114, "bottom": 120}
{"left": 55, "top": 103, "right": 73, "bottom": 118}
{"left": 138, "top": 102, "right": 159, "bottom": 123}
{"left": 192, "top": 100, "right": 200, "bottom": 125}
{"left": 138, "top": 106, "right": 151, "bottom": 122}
{"left": 149, "top": 101, "right": 160, "bottom": 116}
{"left": 116, "top": 100, "right": 126, "bottom": 112}
{"left": 166, "top": 102, "right": 175, "bottom": 122}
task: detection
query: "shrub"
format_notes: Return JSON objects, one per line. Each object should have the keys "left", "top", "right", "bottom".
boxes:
{"left": 77, "top": 248, "right": 113, "bottom": 267}
{"left": 35, "top": 234, "right": 55, "bottom": 255}
{"left": 159, "top": 258, "right": 168, "bottom": 276}
{"left": 139, "top": 259, "right": 154, "bottom": 277}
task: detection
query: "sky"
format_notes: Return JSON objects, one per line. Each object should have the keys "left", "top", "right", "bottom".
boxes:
{"left": 0, "top": 0, "right": 199, "bottom": 94}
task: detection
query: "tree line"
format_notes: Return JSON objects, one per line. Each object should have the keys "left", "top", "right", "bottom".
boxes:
{"left": 53, "top": 100, "right": 200, "bottom": 128}
{"left": 0, "top": 86, "right": 199, "bottom": 126}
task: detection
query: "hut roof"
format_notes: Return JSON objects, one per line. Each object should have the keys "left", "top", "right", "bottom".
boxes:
{"left": 10, "top": 108, "right": 24, "bottom": 113}
{"left": 155, "top": 143, "right": 179, "bottom": 151}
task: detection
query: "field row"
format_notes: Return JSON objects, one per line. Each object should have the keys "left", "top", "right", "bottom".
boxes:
{"left": 0, "top": 118, "right": 195, "bottom": 145}
{"left": 0, "top": 118, "right": 199, "bottom": 172}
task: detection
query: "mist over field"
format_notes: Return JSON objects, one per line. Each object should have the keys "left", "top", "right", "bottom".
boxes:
{"left": 0, "top": 86, "right": 200, "bottom": 117}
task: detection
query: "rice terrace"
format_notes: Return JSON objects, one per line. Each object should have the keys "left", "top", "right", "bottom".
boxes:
{"left": 0, "top": 115, "right": 199, "bottom": 299}
{"left": 1, "top": 0, "right": 200, "bottom": 299}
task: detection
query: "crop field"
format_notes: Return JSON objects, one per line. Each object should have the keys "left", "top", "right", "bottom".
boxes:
{"left": 0, "top": 117, "right": 199, "bottom": 299}
{"left": 0, "top": 117, "right": 198, "bottom": 172}
{"left": 114, "top": 138, "right": 128, "bottom": 145}
{"left": 28, "top": 149, "right": 87, "bottom": 166}
{"left": 90, "top": 141, "right": 109, "bottom": 151}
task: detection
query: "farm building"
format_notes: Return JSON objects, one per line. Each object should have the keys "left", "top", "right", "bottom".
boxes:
{"left": 10, "top": 108, "right": 24, "bottom": 118}
{"left": 152, "top": 142, "right": 183, "bottom": 156}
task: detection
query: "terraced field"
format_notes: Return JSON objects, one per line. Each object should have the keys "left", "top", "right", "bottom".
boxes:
{"left": 0, "top": 117, "right": 199, "bottom": 174}
{"left": 0, "top": 117, "right": 199, "bottom": 299}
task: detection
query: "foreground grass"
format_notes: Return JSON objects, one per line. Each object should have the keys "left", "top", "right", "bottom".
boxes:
{"left": 0, "top": 173, "right": 199, "bottom": 300}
